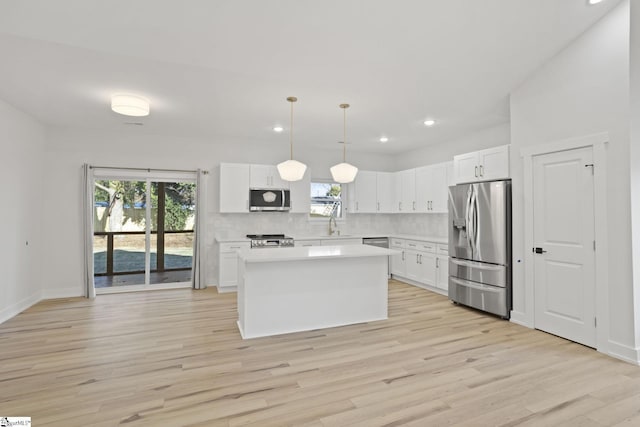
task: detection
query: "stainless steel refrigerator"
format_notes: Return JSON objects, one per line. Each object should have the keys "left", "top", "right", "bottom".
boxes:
{"left": 448, "top": 180, "right": 512, "bottom": 318}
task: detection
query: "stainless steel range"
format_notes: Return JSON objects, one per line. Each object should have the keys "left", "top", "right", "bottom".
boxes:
{"left": 247, "top": 234, "right": 294, "bottom": 248}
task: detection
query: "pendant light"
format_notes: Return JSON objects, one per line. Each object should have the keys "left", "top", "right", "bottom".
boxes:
{"left": 330, "top": 103, "right": 359, "bottom": 183}
{"left": 277, "top": 96, "right": 307, "bottom": 182}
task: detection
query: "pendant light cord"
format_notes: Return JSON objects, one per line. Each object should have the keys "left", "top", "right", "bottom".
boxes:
{"left": 343, "top": 107, "right": 347, "bottom": 162}
{"left": 290, "top": 99, "right": 294, "bottom": 160}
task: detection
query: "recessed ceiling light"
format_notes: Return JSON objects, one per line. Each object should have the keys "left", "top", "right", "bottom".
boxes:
{"left": 588, "top": 0, "right": 604, "bottom": 4}
{"left": 273, "top": 126, "right": 284, "bottom": 132}
{"left": 379, "top": 136, "right": 389, "bottom": 143}
{"left": 111, "top": 94, "right": 150, "bottom": 117}
{"left": 424, "top": 119, "right": 436, "bottom": 127}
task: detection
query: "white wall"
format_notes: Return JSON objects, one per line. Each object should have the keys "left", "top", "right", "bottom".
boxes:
{"left": 42, "top": 127, "right": 398, "bottom": 297}
{"left": 0, "top": 99, "right": 45, "bottom": 323}
{"left": 510, "top": 1, "right": 634, "bottom": 359}
{"left": 394, "top": 123, "right": 510, "bottom": 170}
{"left": 630, "top": 0, "right": 640, "bottom": 348}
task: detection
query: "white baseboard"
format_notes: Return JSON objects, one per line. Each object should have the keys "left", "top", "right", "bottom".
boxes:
{"left": 606, "top": 340, "right": 640, "bottom": 365}
{"left": 509, "top": 311, "right": 533, "bottom": 328}
{"left": 0, "top": 292, "right": 43, "bottom": 325}
{"left": 42, "top": 287, "right": 83, "bottom": 299}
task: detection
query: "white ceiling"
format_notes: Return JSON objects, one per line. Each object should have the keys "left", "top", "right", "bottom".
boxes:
{"left": 0, "top": 0, "right": 622, "bottom": 154}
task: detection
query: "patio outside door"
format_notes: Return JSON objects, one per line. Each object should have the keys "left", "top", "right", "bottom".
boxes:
{"left": 92, "top": 177, "right": 195, "bottom": 292}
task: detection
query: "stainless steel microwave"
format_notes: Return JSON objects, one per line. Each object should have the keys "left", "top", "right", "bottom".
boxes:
{"left": 249, "top": 189, "right": 291, "bottom": 211}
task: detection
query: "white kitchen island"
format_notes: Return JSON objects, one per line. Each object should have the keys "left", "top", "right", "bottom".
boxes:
{"left": 236, "top": 245, "right": 396, "bottom": 339}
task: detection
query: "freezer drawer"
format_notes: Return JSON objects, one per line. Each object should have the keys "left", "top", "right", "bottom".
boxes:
{"left": 449, "top": 258, "right": 508, "bottom": 288}
{"left": 448, "top": 276, "right": 510, "bottom": 318}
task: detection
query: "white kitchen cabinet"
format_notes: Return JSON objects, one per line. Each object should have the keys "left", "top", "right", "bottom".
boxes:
{"left": 392, "top": 173, "right": 402, "bottom": 213}
{"left": 352, "top": 170, "right": 378, "bottom": 213}
{"left": 390, "top": 237, "right": 447, "bottom": 294}
{"left": 218, "top": 241, "right": 251, "bottom": 291}
{"left": 295, "top": 239, "right": 321, "bottom": 247}
{"left": 398, "top": 169, "right": 416, "bottom": 213}
{"left": 219, "top": 163, "right": 250, "bottom": 213}
{"left": 453, "top": 145, "right": 510, "bottom": 184}
{"left": 376, "top": 172, "right": 395, "bottom": 213}
{"left": 435, "top": 244, "right": 449, "bottom": 292}
{"left": 418, "top": 251, "right": 437, "bottom": 287}
{"left": 289, "top": 169, "right": 311, "bottom": 213}
{"left": 390, "top": 240, "right": 406, "bottom": 277}
{"left": 250, "top": 164, "right": 289, "bottom": 189}
{"left": 415, "top": 162, "right": 451, "bottom": 213}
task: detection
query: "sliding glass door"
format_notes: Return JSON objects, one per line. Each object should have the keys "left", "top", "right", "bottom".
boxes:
{"left": 92, "top": 176, "right": 195, "bottom": 292}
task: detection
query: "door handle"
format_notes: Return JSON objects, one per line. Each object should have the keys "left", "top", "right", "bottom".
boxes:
{"left": 479, "top": 165, "right": 484, "bottom": 177}
{"left": 402, "top": 251, "right": 405, "bottom": 261}
{"left": 399, "top": 202, "right": 402, "bottom": 211}
{"left": 436, "top": 258, "right": 439, "bottom": 268}
{"left": 413, "top": 201, "right": 416, "bottom": 211}
{"left": 377, "top": 202, "right": 380, "bottom": 211}
{"left": 475, "top": 166, "right": 478, "bottom": 178}
{"left": 533, "top": 247, "right": 548, "bottom": 254}
{"left": 356, "top": 201, "right": 359, "bottom": 211}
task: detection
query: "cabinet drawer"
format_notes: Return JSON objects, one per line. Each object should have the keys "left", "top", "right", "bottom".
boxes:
{"left": 405, "top": 240, "right": 420, "bottom": 249}
{"left": 390, "top": 238, "right": 405, "bottom": 248}
{"left": 220, "top": 242, "right": 250, "bottom": 252}
{"left": 437, "top": 244, "right": 449, "bottom": 255}
{"left": 295, "top": 240, "right": 321, "bottom": 247}
{"left": 418, "top": 242, "right": 436, "bottom": 253}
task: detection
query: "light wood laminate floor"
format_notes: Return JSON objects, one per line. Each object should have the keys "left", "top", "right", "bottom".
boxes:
{"left": 1, "top": 280, "right": 639, "bottom": 426}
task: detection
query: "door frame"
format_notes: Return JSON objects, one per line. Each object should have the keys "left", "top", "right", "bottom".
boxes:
{"left": 521, "top": 133, "right": 609, "bottom": 353}
{"left": 91, "top": 168, "right": 197, "bottom": 294}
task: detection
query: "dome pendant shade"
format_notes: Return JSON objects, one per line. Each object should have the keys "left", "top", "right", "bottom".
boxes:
{"left": 278, "top": 96, "right": 307, "bottom": 182}
{"left": 330, "top": 162, "right": 358, "bottom": 184}
{"left": 277, "top": 159, "right": 307, "bottom": 181}
{"left": 330, "top": 103, "right": 358, "bottom": 183}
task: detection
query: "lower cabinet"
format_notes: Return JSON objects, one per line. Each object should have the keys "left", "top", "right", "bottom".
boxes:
{"left": 435, "top": 244, "right": 449, "bottom": 292}
{"left": 390, "top": 238, "right": 448, "bottom": 294}
{"left": 218, "top": 241, "right": 250, "bottom": 291}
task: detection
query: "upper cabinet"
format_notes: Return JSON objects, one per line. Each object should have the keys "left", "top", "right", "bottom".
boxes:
{"left": 453, "top": 145, "right": 510, "bottom": 184}
{"left": 415, "top": 161, "right": 452, "bottom": 213}
{"left": 352, "top": 171, "right": 378, "bottom": 213}
{"left": 350, "top": 171, "right": 395, "bottom": 214}
{"left": 289, "top": 169, "right": 310, "bottom": 214}
{"left": 399, "top": 169, "right": 416, "bottom": 213}
{"left": 376, "top": 172, "right": 395, "bottom": 213}
{"left": 250, "top": 164, "right": 290, "bottom": 189}
{"left": 219, "top": 163, "right": 251, "bottom": 213}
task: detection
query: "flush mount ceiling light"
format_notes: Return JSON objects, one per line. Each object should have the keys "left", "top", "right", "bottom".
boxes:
{"left": 273, "top": 125, "right": 284, "bottom": 132}
{"left": 588, "top": 0, "right": 604, "bottom": 4}
{"left": 330, "top": 103, "right": 359, "bottom": 184}
{"left": 277, "top": 97, "right": 307, "bottom": 182}
{"left": 111, "top": 94, "right": 150, "bottom": 117}
{"left": 424, "top": 119, "right": 436, "bottom": 127}
{"left": 379, "top": 136, "right": 389, "bottom": 143}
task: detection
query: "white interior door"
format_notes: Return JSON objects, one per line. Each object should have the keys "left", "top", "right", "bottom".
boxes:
{"left": 532, "top": 146, "right": 596, "bottom": 347}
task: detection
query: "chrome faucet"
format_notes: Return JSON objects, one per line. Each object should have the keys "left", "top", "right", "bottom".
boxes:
{"left": 328, "top": 215, "right": 339, "bottom": 236}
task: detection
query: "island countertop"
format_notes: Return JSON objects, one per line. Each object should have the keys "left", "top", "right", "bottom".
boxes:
{"left": 237, "top": 244, "right": 398, "bottom": 263}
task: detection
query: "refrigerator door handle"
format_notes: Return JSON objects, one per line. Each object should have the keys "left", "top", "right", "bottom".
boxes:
{"left": 450, "top": 277, "right": 502, "bottom": 293}
{"left": 450, "top": 258, "right": 505, "bottom": 271}
{"left": 473, "top": 188, "right": 479, "bottom": 253}
{"left": 465, "top": 187, "right": 474, "bottom": 255}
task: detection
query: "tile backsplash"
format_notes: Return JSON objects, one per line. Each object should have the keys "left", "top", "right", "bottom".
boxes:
{"left": 206, "top": 212, "right": 448, "bottom": 285}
